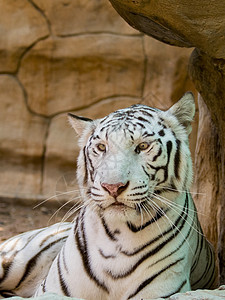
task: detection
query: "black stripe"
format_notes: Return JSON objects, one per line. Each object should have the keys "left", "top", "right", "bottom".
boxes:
{"left": 0, "top": 237, "right": 19, "bottom": 252}
{"left": 0, "top": 290, "right": 17, "bottom": 297}
{"left": 68, "top": 113, "right": 92, "bottom": 123}
{"left": 121, "top": 194, "right": 188, "bottom": 257}
{"left": 152, "top": 147, "right": 162, "bottom": 162}
{"left": 62, "top": 246, "right": 69, "bottom": 273}
{"left": 106, "top": 195, "right": 188, "bottom": 281}
{"left": 41, "top": 279, "right": 46, "bottom": 293}
{"left": 137, "top": 116, "right": 149, "bottom": 123}
{"left": 0, "top": 228, "right": 50, "bottom": 285}
{"left": 174, "top": 139, "right": 181, "bottom": 179}
{"left": 142, "top": 131, "right": 155, "bottom": 138}
{"left": 136, "top": 122, "right": 145, "bottom": 128}
{"left": 131, "top": 184, "right": 147, "bottom": 191}
{"left": 86, "top": 150, "right": 94, "bottom": 183}
{"left": 99, "top": 116, "right": 108, "bottom": 124}
{"left": 91, "top": 192, "right": 104, "bottom": 197}
{"left": 127, "top": 208, "right": 169, "bottom": 233}
{"left": 128, "top": 190, "right": 148, "bottom": 197}
{"left": 99, "top": 249, "right": 116, "bottom": 259}
{"left": 163, "top": 279, "right": 187, "bottom": 298}
{"left": 205, "top": 261, "right": 216, "bottom": 289}
{"left": 191, "top": 225, "right": 204, "bottom": 273}
{"left": 101, "top": 217, "right": 117, "bottom": 241}
{"left": 92, "top": 134, "right": 100, "bottom": 140}
{"left": 83, "top": 147, "right": 88, "bottom": 185}
{"left": 201, "top": 260, "right": 216, "bottom": 289}
{"left": 142, "top": 165, "right": 151, "bottom": 178}
{"left": 92, "top": 148, "right": 98, "bottom": 155}
{"left": 150, "top": 210, "right": 194, "bottom": 271}
{"left": 192, "top": 242, "right": 215, "bottom": 289}
{"left": 139, "top": 110, "right": 154, "bottom": 118}
{"left": 57, "top": 253, "right": 71, "bottom": 296}
{"left": 75, "top": 209, "right": 109, "bottom": 293}
{"left": 153, "top": 141, "right": 172, "bottom": 186}
{"left": 15, "top": 237, "right": 67, "bottom": 289}
{"left": 164, "top": 141, "right": 172, "bottom": 183}
{"left": 128, "top": 257, "right": 184, "bottom": 299}
{"left": 0, "top": 259, "right": 13, "bottom": 286}
{"left": 39, "top": 227, "right": 71, "bottom": 247}
{"left": 158, "top": 129, "right": 165, "bottom": 136}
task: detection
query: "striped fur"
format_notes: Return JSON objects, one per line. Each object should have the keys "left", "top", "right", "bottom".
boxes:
{"left": 0, "top": 93, "right": 218, "bottom": 299}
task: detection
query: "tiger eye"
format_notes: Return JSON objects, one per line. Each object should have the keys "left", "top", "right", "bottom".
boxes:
{"left": 97, "top": 143, "right": 106, "bottom": 152}
{"left": 138, "top": 142, "right": 149, "bottom": 151}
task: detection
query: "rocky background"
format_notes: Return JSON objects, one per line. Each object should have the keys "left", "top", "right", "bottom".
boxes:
{"left": 0, "top": 0, "right": 197, "bottom": 203}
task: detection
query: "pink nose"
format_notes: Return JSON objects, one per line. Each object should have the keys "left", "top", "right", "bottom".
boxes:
{"left": 101, "top": 182, "right": 129, "bottom": 198}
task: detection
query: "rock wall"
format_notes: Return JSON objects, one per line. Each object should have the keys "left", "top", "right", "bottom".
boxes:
{"left": 0, "top": 0, "right": 196, "bottom": 204}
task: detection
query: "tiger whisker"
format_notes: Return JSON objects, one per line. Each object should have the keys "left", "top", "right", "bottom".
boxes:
{"left": 151, "top": 191, "right": 208, "bottom": 217}
{"left": 142, "top": 201, "right": 167, "bottom": 243}
{"left": 136, "top": 202, "right": 144, "bottom": 229}
{"left": 60, "top": 199, "right": 87, "bottom": 224}
{"left": 149, "top": 197, "right": 195, "bottom": 255}
{"left": 165, "top": 186, "right": 206, "bottom": 196}
{"left": 33, "top": 188, "right": 84, "bottom": 209}
{"left": 47, "top": 198, "right": 78, "bottom": 226}
{"left": 152, "top": 193, "right": 204, "bottom": 238}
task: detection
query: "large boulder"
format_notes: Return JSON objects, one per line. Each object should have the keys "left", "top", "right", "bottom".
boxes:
{"left": 108, "top": 0, "right": 225, "bottom": 59}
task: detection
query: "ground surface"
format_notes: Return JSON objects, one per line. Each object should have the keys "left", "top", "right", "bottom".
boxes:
{"left": 0, "top": 198, "right": 74, "bottom": 243}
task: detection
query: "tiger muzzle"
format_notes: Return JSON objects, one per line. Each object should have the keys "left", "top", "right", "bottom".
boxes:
{"left": 101, "top": 181, "right": 129, "bottom": 198}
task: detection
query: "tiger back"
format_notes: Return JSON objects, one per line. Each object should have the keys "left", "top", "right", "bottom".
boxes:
{"left": 0, "top": 93, "right": 218, "bottom": 299}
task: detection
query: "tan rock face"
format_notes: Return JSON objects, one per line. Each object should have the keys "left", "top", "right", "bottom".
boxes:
{"left": 33, "top": 0, "right": 137, "bottom": 36}
{"left": 109, "top": 0, "right": 225, "bottom": 59}
{"left": 18, "top": 35, "right": 145, "bottom": 116}
{"left": 189, "top": 53, "right": 225, "bottom": 284}
{"left": 0, "top": 75, "right": 48, "bottom": 198}
{"left": 0, "top": 0, "right": 49, "bottom": 73}
{"left": 143, "top": 37, "right": 195, "bottom": 108}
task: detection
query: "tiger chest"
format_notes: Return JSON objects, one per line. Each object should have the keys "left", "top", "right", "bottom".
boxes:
{"left": 72, "top": 208, "right": 190, "bottom": 298}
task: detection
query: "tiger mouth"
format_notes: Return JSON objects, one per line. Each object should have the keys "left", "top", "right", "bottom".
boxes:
{"left": 109, "top": 200, "right": 136, "bottom": 210}
{"left": 111, "top": 201, "right": 125, "bottom": 207}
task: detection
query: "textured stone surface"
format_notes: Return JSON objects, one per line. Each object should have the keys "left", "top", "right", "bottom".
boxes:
{"left": 143, "top": 37, "right": 195, "bottom": 108}
{"left": 0, "top": 75, "right": 48, "bottom": 199}
{"left": 33, "top": 0, "right": 138, "bottom": 36}
{"left": 189, "top": 52, "right": 225, "bottom": 283}
{"left": 18, "top": 35, "right": 145, "bottom": 116}
{"left": 192, "top": 96, "right": 221, "bottom": 274}
{"left": 0, "top": 0, "right": 49, "bottom": 73}
{"left": 109, "top": 0, "right": 225, "bottom": 59}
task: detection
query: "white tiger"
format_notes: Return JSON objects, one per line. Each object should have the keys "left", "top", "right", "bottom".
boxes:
{"left": 0, "top": 93, "right": 217, "bottom": 299}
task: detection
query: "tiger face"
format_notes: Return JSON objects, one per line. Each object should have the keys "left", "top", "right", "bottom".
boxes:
{"left": 69, "top": 93, "right": 195, "bottom": 219}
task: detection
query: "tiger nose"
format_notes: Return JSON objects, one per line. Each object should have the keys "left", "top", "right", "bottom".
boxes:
{"left": 101, "top": 182, "right": 129, "bottom": 198}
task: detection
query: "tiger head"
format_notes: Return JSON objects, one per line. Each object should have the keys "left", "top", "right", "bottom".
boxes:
{"left": 69, "top": 93, "right": 195, "bottom": 219}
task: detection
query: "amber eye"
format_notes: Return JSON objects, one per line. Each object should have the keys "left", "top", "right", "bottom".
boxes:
{"left": 97, "top": 143, "right": 106, "bottom": 152}
{"left": 137, "top": 142, "right": 150, "bottom": 151}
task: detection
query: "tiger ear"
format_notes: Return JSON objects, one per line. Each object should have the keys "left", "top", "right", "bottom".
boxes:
{"left": 168, "top": 92, "right": 195, "bottom": 135}
{"left": 68, "top": 113, "right": 93, "bottom": 136}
